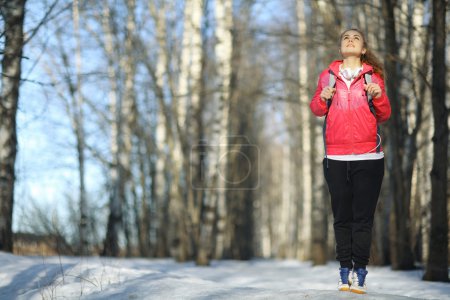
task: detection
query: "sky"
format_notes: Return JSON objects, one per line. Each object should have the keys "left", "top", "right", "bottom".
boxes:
{"left": 0, "top": 251, "right": 449, "bottom": 299}
{"left": 12, "top": 0, "right": 294, "bottom": 233}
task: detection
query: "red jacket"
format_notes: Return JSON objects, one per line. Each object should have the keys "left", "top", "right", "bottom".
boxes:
{"left": 310, "top": 60, "right": 391, "bottom": 155}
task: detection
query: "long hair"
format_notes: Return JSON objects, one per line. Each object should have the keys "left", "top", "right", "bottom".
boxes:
{"left": 339, "top": 28, "right": 385, "bottom": 79}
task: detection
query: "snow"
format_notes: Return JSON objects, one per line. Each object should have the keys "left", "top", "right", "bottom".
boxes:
{"left": 0, "top": 252, "right": 448, "bottom": 299}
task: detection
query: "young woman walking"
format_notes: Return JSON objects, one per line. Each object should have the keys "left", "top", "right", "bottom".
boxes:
{"left": 310, "top": 28, "right": 391, "bottom": 294}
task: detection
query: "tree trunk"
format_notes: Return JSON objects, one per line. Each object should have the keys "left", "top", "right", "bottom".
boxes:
{"left": 169, "top": 0, "right": 203, "bottom": 262}
{"left": 189, "top": 0, "right": 209, "bottom": 260}
{"left": 381, "top": 0, "right": 415, "bottom": 270}
{"left": 149, "top": 0, "right": 170, "bottom": 258}
{"left": 212, "top": 0, "right": 233, "bottom": 260}
{"left": 177, "top": 0, "right": 207, "bottom": 260}
{"left": 311, "top": 113, "right": 328, "bottom": 265}
{"left": 196, "top": 0, "right": 232, "bottom": 265}
{"left": 72, "top": 0, "right": 89, "bottom": 256}
{"left": 307, "top": 1, "right": 328, "bottom": 266}
{"left": 102, "top": 3, "right": 123, "bottom": 257}
{"left": 137, "top": 137, "right": 151, "bottom": 257}
{"left": 296, "top": 0, "right": 312, "bottom": 261}
{"left": 423, "top": 0, "right": 449, "bottom": 282}
{"left": 0, "top": 0, "right": 26, "bottom": 252}
{"left": 409, "top": 0, "right": 430, "bottom": 265}
{"left": 225, "top": 2, "right": 257, "bottom": 260}
{"left": 121, "top": 0, "right": 138, "bottom": 257}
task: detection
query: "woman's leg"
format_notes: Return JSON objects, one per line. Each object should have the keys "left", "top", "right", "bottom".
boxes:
{"left": 349, "top": 158, "right": 384, "bottom": 269}
{"left": 324, "top": 159, "right": 353, "bottom": 268}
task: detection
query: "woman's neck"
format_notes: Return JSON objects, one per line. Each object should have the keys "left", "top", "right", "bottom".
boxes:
{"left": 342, "top": 57, "right": 362, "bottom": 70}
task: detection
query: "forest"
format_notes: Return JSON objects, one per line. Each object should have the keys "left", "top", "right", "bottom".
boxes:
{"left": 0, "top": 0, "right": 448, "bottom": 283}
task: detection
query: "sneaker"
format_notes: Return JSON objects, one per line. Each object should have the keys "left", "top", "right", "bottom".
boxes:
{"left": 338, "top": 267, "right": 353, "bottom": 291}
{"left": 350, "top": 268, "right": 368, "bottom": 294}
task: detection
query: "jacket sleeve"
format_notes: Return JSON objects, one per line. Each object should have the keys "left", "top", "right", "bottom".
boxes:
{"left": 371, "top": 73, "right": 391, "bottom": 123}
{"left": 310, "top": 71, "right": 329, "bottom": 117}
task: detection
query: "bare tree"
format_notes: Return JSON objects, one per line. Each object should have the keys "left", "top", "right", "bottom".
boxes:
{"left": 408, "top": 0, "right": 432, "bottom": 265}
{"left": 149, "top": 0, "right": 170, "bottom": 258}
{"left": 197, "top": 0, "right": 233, "bottom": 265}
{"left": 72, "top": 0, "right": 89, "bottom": 256}
{"left": 381, "top": 0, "right": 415, "bottom": 270}
{"left": 101, "top": 1, "right": 126, "bottom": 257}
{"left": 177, "top": 0, "right": 204, "bottom": 261}
{"left": 0, "top": 0, "right": 26, "bottom": 252}
{"left": 224, "top": 0, "right": 260, "bottom": 260}
{"left": 212, "top": 0, "right": 233, "bottom": 260}
{"left": 296, "top": 0, "right": 312, "bottom": 261}
{"left": 308, "top": 0, "right": 343, "bottom": 265}
{"left": 423, "top": 0, "right": 449, "bottom": 282}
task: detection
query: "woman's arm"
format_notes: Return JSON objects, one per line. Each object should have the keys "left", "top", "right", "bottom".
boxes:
{"left": 310, "top": 71, "right": 329, "bottom": 117}
{"left": 371, "top": 73, "right": 391, "bottom": 123}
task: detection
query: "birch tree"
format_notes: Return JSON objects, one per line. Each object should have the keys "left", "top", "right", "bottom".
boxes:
{"left": 43, "top": 1, "right": 91, "bottom": 255}
{"left": 72, "top": 0, "right": 89, "bottom": 256}
{"left": 102, "top": 1, "right": 124, "bottom": 257}
{"left": 149, "top": 0, "right": 170, "bottom": 257}
{"left": 119, "top": 0, "right": 138, "bottom": 256}
{"left": 178, "top": 0, "right": 205, "bottom": 260}
{"left": 308, "top": 0, "right": 343, "bottom": 264}
{"left": 408, "top": 0, "right": 432, "bottom": 264}
{"left": 296, "top": 0, "right": 312, "bottom": 261}
{"left": 197, "top": 0, "right": 233, "bottom": 265}
{"left": 0, "top": 0, "right": 26, "bottom": 252}
{"left": 212, "top": 0, "right": 233, "bottom": 260}
{"left": 381, "top": 0, "right": 430, "bottom": 270}
{"left": 164, "top": 0, "right": 203, "bottom": 261}
{"left": 224, "top": 0, "right": 260, "bottom": 260}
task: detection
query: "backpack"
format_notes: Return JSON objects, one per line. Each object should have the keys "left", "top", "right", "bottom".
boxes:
{"left": 323, "top": 70, "right": 381, "bottom": 159}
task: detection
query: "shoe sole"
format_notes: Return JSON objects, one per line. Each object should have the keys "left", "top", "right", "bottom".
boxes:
{"left": 350, "top": 288, "right": 366, "bottom": 294}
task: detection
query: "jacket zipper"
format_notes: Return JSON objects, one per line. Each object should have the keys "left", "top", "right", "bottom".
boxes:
{"left": 336, "top": 71, "right": 368, "bottom": 154}
{"left": 348, "top": 73, "right": 366, "bottom": 154}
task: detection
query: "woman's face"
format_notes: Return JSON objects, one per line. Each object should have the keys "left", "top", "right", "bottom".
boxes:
{"left": 340, "top": 30, "right": 366, "bottom": 58}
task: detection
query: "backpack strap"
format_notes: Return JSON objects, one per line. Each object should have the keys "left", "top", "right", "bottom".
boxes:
{"left": 323, "top": 71, "right": 336, "bottom": 164}
{"left": 364, "top": 73, "right": 381, "bottom": 153}
{"left": 326, "top": 72, "right": 336, "bottom": 109}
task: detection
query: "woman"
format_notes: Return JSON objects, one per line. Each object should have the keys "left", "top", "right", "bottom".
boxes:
{"left": 310, "top": 28, "right": 391, "bottom": 294}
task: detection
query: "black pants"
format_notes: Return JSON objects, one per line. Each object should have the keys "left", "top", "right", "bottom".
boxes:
{"left": 323, "top": 158, "right": 384, "bottom": 269}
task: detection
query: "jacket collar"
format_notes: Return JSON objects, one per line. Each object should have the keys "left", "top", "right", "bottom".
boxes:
{"left": 328, "top": 60, "right": 373, "bottom": 77}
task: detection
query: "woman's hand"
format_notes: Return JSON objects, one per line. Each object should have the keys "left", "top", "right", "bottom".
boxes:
{"left": 320, "top": 87, "right": 336, "bottom": 102}
{"left": 364, "top": 83, "right": 382, "bottom": 98}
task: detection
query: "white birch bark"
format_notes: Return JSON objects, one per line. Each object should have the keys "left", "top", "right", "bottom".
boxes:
{"left": 101, "top": 2, "right": 123, "bottom": 256}
{"left": 178, "top": 0, "right": 203, "bottom": 260}
{"left": 72, "top": 0, "right": 89, "bottom": 255}
{"left": 121, "top": 0, "right": 137, "bottom": 179}
{"left": 120, "top": 0, "right": 138, "bottom": 256}
{"left": 410, "top": 0, "right": 424, "bottom": 260}
{"left": 280, "top": 144, "right": 291, "bottom": 257}
{"left": 283, "top": 81, "right": 301, "bottom": 258}
{"left": 177, "top": 0, "right": 193, "bottom": 128}
{"left": 296, "top": 0, "right": 312, "bottom": 261}
{"left": 419, "top": 110, "right": 433, "bottom": 264}
{"left": 213, "top": 0, "right": 232, "bottom": 260}
{"left": 197, "top": 0, "right": 232, "bottom": 264}
{"left": 178, "top": 0, "right": 203, "bottom": 130}
{"left": 164, "top": 0, "right": 203, "bottom": 261}
{"left": 0, "top": 0, "right": 25, "bottom": 252}
{"left": 409, "top": 0, "right": 432, "bottom": 264}
{"left": 149, "top": 0, "right": 169, "bottom": 257}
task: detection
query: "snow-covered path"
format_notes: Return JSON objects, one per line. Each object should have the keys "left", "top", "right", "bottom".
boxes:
{"left": 0, "top": 252, "right": 448, "bottom": 299}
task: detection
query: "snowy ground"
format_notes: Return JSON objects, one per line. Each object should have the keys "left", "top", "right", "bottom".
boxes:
{"left": 0, "top": 252, "right": 448, "bottom": 299}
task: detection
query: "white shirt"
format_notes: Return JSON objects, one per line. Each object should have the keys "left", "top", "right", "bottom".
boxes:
{"left": 327, "top": 152, "right": 384, "bottom": 161}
